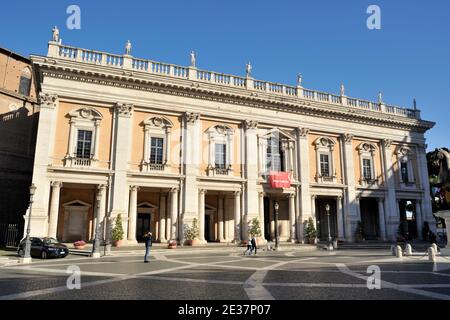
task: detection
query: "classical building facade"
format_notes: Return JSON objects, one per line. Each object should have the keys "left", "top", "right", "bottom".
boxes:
{"left": 0, "top": 47, "right": 38, "bottom": 244}
{"left": 26, "top": 29, "right": 435, "bottom": 245}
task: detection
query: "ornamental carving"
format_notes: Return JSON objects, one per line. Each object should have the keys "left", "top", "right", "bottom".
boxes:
{"left": 39, "top": 93, "right": 58, "bottom": 109}
{"left": 184, "top": 112, "right": 200, "bottom": 124}
{"left": 115, "top": 103, "right": 133, "bottom": 117}
{"left": 357, "top": 142, "right": 378, "bottom": 156}
{"left": 244, "top": 120, "right": 258, "bottom": 130}
{"left": 383, "top": 139, "right": 393, "bottom": 149}
{"left": 297, "top": 128, "right": 310, "bottom": 138}
{"left": 342, "top": 133, "right": 354, "bottom": 144}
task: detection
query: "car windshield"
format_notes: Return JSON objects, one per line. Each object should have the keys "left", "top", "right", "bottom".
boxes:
{"left": 43, "top": 238, "right": 59, "bottom": 244}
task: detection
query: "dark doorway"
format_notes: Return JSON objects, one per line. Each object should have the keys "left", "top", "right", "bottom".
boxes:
{"left": 205, "top": 214, "right": 211, "bottom": 242}
{"left": 136, "top": 213, "right": 151, "bottom": 242}
{"left": 399, "top": 200, "right": 418, "bottom": 240}
{"left": 315, "top": 198, "right": 338, "bottom": 241}
{"left": 359, "top": 198, "right": 379, "bottom": 240}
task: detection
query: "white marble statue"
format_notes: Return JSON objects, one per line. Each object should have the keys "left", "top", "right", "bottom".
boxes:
{"left": 190, "top": 51, "right": 196, "bottom": 67}
{"left": 52, "top": 26, "right": 60, "bottom": 42}
{"left": 378, "top": 91, "right": 383, "bottom": 104}
{"left": 246, "top": 62, "right": 252, "bottom": 77}
{"left": 297, "top": 73, "right": 303, "bottom": 87}
{"left": 340, "top": 83, "right": 345, "bottom": 96}
{"left": 125, "top": 40, "right": 132, "bottom": 55}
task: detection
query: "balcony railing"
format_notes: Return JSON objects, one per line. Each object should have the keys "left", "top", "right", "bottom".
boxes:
{"left": 47, "top": 41, "right": 422, "bottom": 120}
{"left": 74, "top": 158, "right": 91, "bottom": 167}
{"left": 148, "top": 163, "right": 166, "bottom": 171}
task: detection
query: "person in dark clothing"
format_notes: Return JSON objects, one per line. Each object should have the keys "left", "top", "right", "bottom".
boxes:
{"left": 251, "top": 236, "right": 257, "bottom": 255}
{"left": 143, "top": 231, "right": 152, "bottom": 263}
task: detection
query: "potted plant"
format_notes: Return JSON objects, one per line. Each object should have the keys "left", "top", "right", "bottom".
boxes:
{"left": 248, "top": 217, "right": 263, "bottom": 245}
{"left": 184, "top": 218, "right": 200, "bottom": 246}
{"left": 73, "top": 240, "right": 86, "bottom": 249}
{"left": 304, "top": 217, "right": 317, "bottom": 244}
{"left": 112, "top": 213, "right": 124, "bottom": 247}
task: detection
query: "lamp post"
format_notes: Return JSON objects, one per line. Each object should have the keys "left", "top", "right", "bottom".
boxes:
{"left": 91, "top": 192, "right": 102, "bottom": 258}
{"left": 325, "top": 203, "right": 333, "bottom": 251}
{"left": 21, "top": 184, "right": 36, "bottom": 264}
{"left": 274, "top": 201, "right": 279, "bottom": 251}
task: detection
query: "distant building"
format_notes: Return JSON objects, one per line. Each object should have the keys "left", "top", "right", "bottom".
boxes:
{"left": 25, "top": 29, "right": 435, "bottom": 245}
{"left": 0, "top": 47, "right": 39, "bottom": 244}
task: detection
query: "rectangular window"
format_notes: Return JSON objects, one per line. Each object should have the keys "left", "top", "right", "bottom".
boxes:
{"left": 150, "top": 137, "right": 164, "bottom": 164}
{"left": 362, "top": 159, "right": 372, "bottom": 180}
{"left": 401, "top": 162, "right": 409, "bottom": 183}
{"left": 320, "top": 154, "right": 330, "bottom": 177}
{"left": 215, "top": 143, "right": 226, "bottom": 169}
{"left": 266, "top": 138, "right": 282, "bottom": 172}
{"left": 76, "top": 130, "right": 92, "bottom": 159}
{"left": 19, "top": 76, "right": 31, "bottom": 96}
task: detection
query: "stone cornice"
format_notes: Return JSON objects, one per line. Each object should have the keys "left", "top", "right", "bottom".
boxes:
{"left": 32, "top": 56, "right": 435, "bottom": 133}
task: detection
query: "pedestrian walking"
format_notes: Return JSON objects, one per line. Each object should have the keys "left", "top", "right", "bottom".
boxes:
{"left": 244, "top": 237, "right": 252, "bottom": 255}
{"left": 143, "top": 231, "right": 152, "bottom": 263}
{"left": 251, "top": 236, "right": 257, "bottom": 255}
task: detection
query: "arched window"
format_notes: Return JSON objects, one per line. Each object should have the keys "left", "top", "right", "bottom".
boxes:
{"left": 314, "top": 137, "right": 337, "bottom": 183}
{"left": 64, "top": 107, "right": 103, "bottom": 168}
{"left": 357, "top": 142, "right": 378, "bottom": 186}
{"left": 18, "top": 67, "right": 32, "bottom": 96}
{"left": 206, "top": 125, "right": 234, "bottom": 176}
{"left": 141, "top": 116, "right": 173, "bottom": 172}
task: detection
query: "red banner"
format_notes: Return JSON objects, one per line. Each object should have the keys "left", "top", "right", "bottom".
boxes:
{"left": 269, "top": 172, "right": 291, "bottom": 188}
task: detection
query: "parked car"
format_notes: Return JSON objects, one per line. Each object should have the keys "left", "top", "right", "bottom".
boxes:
{"left": 17, "top": 237, "right": 69, "bottom": 259}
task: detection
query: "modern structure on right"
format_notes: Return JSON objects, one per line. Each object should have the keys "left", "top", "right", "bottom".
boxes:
{"left": 23, "top": 30, "right": 436, "bottom": 245}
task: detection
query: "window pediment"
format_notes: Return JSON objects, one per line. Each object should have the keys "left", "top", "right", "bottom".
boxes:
{"left": 143, "top": 116, "right": 173, "bottom": 131}
{"left": 68, "top": 107, "right": 102, "bottom": 121}
{"left": 314, "top": 137, "right": 336, "bottom": 151}
{"left": 357, "top": 142, "right": 378, "bottom": 156}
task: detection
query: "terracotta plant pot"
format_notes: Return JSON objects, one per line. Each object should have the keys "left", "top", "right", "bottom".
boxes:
{"left": 185, "top": 239, "right": 199, "bottom": 246}
{"left": 113, "top": 240, "right": 123, "bottom": 247}
{"left": 73, "top": 245, "right": 86, "bottom": 250}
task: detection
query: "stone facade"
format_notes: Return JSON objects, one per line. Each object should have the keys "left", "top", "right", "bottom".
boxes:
{"left": 0, "top": 47, "right": 38, "bottom": 230}
{"left": 25, "top": 33, "right": 435, "bottom": 244}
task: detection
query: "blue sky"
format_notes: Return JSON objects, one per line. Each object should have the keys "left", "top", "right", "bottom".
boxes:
{"left": 1, "top": 0, "right": 449, "bottom": 151}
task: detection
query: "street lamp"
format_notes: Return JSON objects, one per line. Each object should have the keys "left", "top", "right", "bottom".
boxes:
{"left": 325, "top": 203, "right": 333, "bottom": 251}
{"left": 21, "top": 184, "right": 36, "bottom": 263}
{"left": 274, "top": 201, "right": 279, "bottom": 251}
{"left": 91, "top": 192, "right": 102, "bottom": 258}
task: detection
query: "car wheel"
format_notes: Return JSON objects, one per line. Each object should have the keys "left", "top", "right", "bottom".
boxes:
{"left": 18, "top": 248, "right": 24, "bottom": 257}
{"left": 41, "top": 251, "right": 47, "bottom": 259}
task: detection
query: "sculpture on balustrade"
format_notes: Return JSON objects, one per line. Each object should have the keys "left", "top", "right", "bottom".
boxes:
{"left": 413, "top": 98, "right": 417, "bottom": 110}
{"left": 437, "top": 149, "right": 450, "bottom": 192}
{"left": 246, "top": 62, "right": 252, "bottom": 77}
{"left": 52, "top": 26, "right": 60, "bottom": 42}
{"left": 378, "top": 91, "right": 383, "bottom": 104}
{"left": 190, "top": 51, "right": 196, "bottom": 67}
{"left": 340, "top": 83, "right": 345, "bottom": 96}
{"left": 297, "top": 73, "right": 303, "bottom": 87}
{"left": 125, "top": 40, "right": 132, "bottom": 55}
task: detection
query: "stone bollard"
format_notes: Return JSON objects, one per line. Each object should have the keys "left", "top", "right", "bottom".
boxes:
{"left": 390, "top": 245, "right": 396, "bottom": 256}
{"left": 396, "top": 245, "right": 403, "bottom": 258}
{"left": 432, "top": 243, "right": 438, "bottom": 253}
{"left": 405, "top": 244, "right": 412, "bottom": 256}
{"left": 428, "top": 247, "right": 436, "bottom": 262}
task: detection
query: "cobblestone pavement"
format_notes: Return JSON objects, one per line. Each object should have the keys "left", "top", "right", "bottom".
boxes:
{"left": 1, "top": 248, "right": 450, "bottom": 300}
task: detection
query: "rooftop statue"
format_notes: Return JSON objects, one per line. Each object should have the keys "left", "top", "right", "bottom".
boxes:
{"left": 246, "top": 62, "right": 252, "bottom": 77}
{"left": 190, "top": 51, "right": 196, "bottom": 67}
{"left": 340, "top": 83, "right": 345, "bottom": 96}
{"left": 125, "top": 40, "right": 132, "bottom": 55}
{"left": 52, "top": 26, "right": 60, "bottom": 42}
{"left": 297, "top": 73, "right": 303, "bottom": 87}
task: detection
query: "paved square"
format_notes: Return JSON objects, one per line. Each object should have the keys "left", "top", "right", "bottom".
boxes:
{"left": 1, "top": 247, "right": 450, "bottom": 300}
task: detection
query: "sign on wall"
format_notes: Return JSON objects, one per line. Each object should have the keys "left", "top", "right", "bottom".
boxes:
{"left": 269, "top": 172, "right": 291, "bottom": 189}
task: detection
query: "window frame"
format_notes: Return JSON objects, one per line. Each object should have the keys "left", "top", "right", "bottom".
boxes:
{"left": 314, "top": 137, "right": 336, "bottom": 183}
{"left": 142, "top": 116, "right": 173, "bottom": 172}
{"left": 206, "top": 125, "right": 234, "bottom": 176}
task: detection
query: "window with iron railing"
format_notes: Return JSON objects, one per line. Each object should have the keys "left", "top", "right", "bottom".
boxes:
{"left": 150, "top": 137, "right": 164, "bottom": 165}
{"left": 320, "top": 154, "right": 330, "bottom": 177}
{"left": 363, "top": 158, "right": 372, "bottom": 180}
